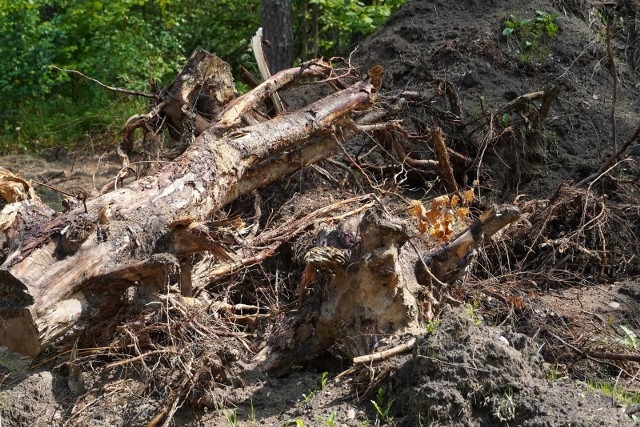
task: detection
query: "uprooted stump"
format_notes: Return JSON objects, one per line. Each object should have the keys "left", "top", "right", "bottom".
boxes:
{"left": 0, "top": 46, "right": 521, "bottom": 376}
{"left": 255, "top": 205, "right": 520, "bottom": 373}
{"left": 0, "top": 47, "right": 532, "bottom": 427}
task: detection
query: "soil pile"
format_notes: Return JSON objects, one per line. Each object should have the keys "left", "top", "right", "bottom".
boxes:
{"left": 355, "top": 0, "right": 640, "bottom": 199}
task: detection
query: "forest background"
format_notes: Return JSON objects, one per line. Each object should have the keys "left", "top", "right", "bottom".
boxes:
{"left": 0, "top": 0, "right": 404, "bottom": 153}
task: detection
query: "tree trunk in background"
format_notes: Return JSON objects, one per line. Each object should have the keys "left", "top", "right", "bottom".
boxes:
{"left": 311, "top": 2, "right": 319, "bottom": 58}
{"left": 261, "top": 0, "right": 293, "bottom": 73}
{"left": 300, "top": 0, "right": 308, "bottom": 62}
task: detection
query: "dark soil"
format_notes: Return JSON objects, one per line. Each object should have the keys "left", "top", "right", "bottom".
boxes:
{"left": 355, "top": 0, "right": 640, "bottom": 200}
{"left": 1, "top": 0, "right": 640, "bottom": 426}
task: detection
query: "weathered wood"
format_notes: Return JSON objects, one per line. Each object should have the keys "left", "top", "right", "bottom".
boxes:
{"left": 0, "top": 60, "right": 375, "bottom": 356}
{"left": 254, "top": 204, "right": 520, "bottom": 373}
{"left": 250, "top": 27, "right": 286, "bottom": 114}
{"left": 0, "top": 168, "right": 56, "bottom": 265}
{"left": 428, "top": 205, "right": 521, "bottom": 284}
{"left": 254, "top": 208, "right": 424, "bottom": 372}
{"left": 122, "top": 48, "right": 236, "bottom": 152}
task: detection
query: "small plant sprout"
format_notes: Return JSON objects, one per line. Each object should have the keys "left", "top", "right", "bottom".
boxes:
{"left": 618, "top": 325, "right": 639, "bottom": 350}
{"left": 493, "top": 389, "right": 516, "bottom": 423}
{"left": 418, "top": 414, "right": 438, "bottom": 427}
{"left": 326, "top": 411, "right": 337, "bottom": 426}
{"left": 371, "top": 387, "right": 394, "bottom": 426}
{"left": 224, "top": 408, "right": 238, "bottom": 427}
{"left": 502, "top": 10, "right": 560, "bottom": 62}
{"left": 425, "top": 318, "right": 440, "bottom": 334}
{"left": 302, "top": 389, "right": 315, "bottom": 401}
{"left": 465, "top": 302, "right": 481, "bottom": 325}
{"left": 320, "top": 371, "right": 329, "bottom": 391}
{"left": 547, "top": 363, "right": 568, "bottom": 381}
{"left": 249, "top": 397, "right": 256, "bottom": 422}
{"left": 295, "top": 420, "right": 305, "bottom": 427}
{"left": 501, "top": 112, "right": 510, "bottom": 128}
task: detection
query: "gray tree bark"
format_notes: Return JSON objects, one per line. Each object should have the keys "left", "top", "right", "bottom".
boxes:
{"left": 261, "top": 0, "right": 293, "bottom": 73}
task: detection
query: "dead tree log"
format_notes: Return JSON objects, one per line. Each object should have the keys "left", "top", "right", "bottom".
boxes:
{"left": 0, "top": 53, "right": 375, "bottom": 357}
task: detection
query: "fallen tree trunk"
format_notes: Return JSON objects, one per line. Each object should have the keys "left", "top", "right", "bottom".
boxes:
{"left": 0, "top": 52, "right": 375, "bottom": 357}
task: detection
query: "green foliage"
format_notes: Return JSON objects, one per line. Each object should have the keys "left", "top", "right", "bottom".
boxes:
{"left": 0, "top": 0, "right": 405, "bottom": 154}
{"left": 618, "top": 325, "right": 639, "bottom": 350}
{"left": 223, "top": 408, "right": 238, "bottom": 427}
{"left": 325, "top": 411, "right": 337, "bottom": 426}
{"left": 465, "top": 302, "right": 481, "bottom": 326}
{"left": 501, "top": 112, "right": 510, "bottom": 128}
{"left": 302, "top": 389, "right": 315, "bottom": 401}
{"left": 319, "top": 371, "right": 329, "bottom": 390}
{"left": 546, "top": 363, "right": 568, "bottom": 381}
{"left": 493, "top": 388, "right": 516, "bottom": 423}
{"left": 304, "top": 0, "right": 405, "bottom": 54}
{"left": 588, "top": 379, "right": 640, "bottom": 406}
{"left": 0, "top": 0, "right": 191, "bottom": 153}
{"left": 424, "top": 319, "right": 440, "bottom": 334}
{"left": 502, "top": 10, "right": 560, "bottom": 63}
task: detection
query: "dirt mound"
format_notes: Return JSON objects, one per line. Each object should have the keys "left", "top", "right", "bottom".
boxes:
{"left": 395, "top": 307, "right": 633, "bottom": 425}
{"left": 355, "top": 0, "right": 640, "bottom": 199}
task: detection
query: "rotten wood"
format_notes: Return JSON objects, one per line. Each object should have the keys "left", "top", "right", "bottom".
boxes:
{"left": 427, "top": 205, "right": 521, "bottom": 284}
{"left": 252, "top": 203, "right": 520, "bottom": 373}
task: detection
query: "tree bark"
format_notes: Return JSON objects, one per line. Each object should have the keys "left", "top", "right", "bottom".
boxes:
{"left": 261, "top": 0, "right": 293, "bottom": 73}
{"left": 0, "top": 54, "right": 374, "bottom": 357}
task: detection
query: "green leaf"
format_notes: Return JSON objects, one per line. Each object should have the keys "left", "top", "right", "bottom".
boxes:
{"left": 619, "top": 325, "right": 638, "bottom": 349}
{"left": 502, "top": 27, "right": 514, "bottom": 36}
{"left": 501, "top": 113, "right": 510, "bottom": 127}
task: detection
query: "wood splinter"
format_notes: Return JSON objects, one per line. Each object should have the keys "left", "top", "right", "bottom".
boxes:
{"left": 353, "top": 337, "right": 417, "bottom": 365}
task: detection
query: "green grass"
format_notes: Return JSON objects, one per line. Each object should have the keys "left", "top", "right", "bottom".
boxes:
{"left": 0, "top": 93, "right": 144, "bottom": 155}
{"left": 371, "top": 387, "right": 394, "bottom": 426}
{"left": 588, "top": 380, "right": 640, "bottom": 406}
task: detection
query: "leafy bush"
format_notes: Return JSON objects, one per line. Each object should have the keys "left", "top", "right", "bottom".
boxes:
{"left": 0, "top": 0, "right": 406, "bottom": 154}
{"left": 304, "top": 0, "right": 405, "bottom": 54}
{"left": 502, "top": 10, "right": 560, "bottom": 63}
